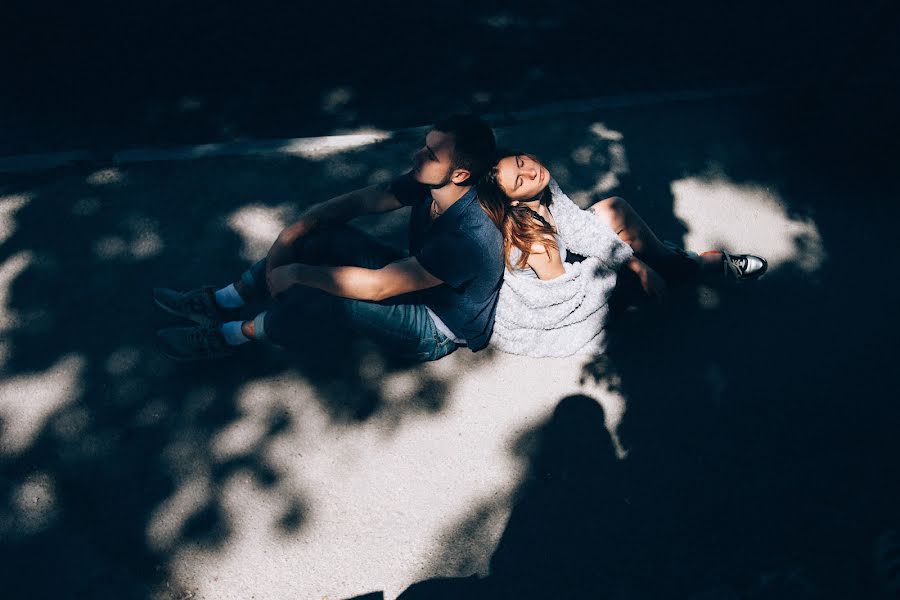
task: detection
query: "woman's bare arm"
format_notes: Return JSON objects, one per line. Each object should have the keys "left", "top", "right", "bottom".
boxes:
{"left": 525, "top": 241, "right": 566, "bottom": 280}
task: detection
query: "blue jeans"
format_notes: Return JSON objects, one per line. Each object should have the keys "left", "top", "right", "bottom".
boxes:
{"left": 241, "top": 226, "right": 457, "bottom": 362}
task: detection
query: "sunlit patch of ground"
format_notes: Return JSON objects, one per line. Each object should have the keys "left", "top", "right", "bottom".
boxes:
{"left": 0, "top": 251, "right": 31, "bottom": 335}
{"left": 0, "top": 194, "right": 31, "bottom": 245}
{"left": 226, "top": 204, "right": 296, "bottom": 261}
{"left": 0, "top": 354, "right": 85, "bottom": 455}
{"left": 280, "top": 130, "right": 392, "bottom": 160}
{"left": 671, "top": 174, "right": 826, "bottom": 273}
{"left": 85, "top": 168, "right": 127, "bottom": 186}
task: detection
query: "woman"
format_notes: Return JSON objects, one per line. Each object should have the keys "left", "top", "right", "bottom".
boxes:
{"left": 478, "top": 150, "right": 767, "bottom": 357}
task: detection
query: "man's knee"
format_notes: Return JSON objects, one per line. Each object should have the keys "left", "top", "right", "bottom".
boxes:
{"left": 289, "top": 228, "right": 336, "bottom": 263}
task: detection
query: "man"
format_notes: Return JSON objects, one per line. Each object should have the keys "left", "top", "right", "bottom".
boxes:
{"left": 154, "top": 114, "right": 503, "bottom": 362}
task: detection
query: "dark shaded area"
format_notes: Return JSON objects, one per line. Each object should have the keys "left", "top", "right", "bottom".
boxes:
{"left": 2, "top": 0, "right": 896, "bottom": 155}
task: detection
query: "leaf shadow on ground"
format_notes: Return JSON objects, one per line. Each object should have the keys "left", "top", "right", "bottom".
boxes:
{"left": 0, "top": 137, "right": 465, "bottom": 598}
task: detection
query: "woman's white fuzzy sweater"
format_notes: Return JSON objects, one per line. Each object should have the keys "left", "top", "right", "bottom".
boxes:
{"left": 489, "top": 180, "right": 634, "bottom": 357}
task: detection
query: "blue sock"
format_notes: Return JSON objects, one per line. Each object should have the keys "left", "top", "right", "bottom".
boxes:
{"left": 220, "top": 321, "right": 250, "bottom": 346}
{"left": 215, "top": 284, "right": 245, "bottom": 309}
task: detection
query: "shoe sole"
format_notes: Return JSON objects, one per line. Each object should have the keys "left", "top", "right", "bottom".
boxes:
{"left": 157, "top": 334, "right": 236, "bottom": 363}
{"left": 160, "top": 348, "right": 234, "bottom": 363}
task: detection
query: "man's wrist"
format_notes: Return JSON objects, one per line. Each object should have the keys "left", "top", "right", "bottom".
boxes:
{"left": 279, "top": 218, "right": 312, "bottom": 246}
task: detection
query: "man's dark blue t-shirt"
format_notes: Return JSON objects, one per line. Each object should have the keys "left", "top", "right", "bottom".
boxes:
{"left": 389, "top": 172, "right": 503, "bottom": 351}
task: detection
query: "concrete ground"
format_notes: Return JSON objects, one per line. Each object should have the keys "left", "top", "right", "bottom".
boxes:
{"left": 1, "top": 93, "right": 899, "bottom": 599}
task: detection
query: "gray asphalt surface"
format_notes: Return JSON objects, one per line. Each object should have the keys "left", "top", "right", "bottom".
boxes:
{"left": 1, "top": 90, "right": 899, "bottom": 599}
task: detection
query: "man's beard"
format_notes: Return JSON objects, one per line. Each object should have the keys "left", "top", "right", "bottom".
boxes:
{"left": 426, "top": 167, "right": 455, "bottom": 190}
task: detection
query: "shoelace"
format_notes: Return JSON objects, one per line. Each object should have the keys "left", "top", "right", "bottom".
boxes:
{"left": 728, "top": 255, "right": 747, "bottom": 275}
{"left": 184, "top": 294, "right": 209, "bottom": 313}
{"left": 188, "top": 326, "right": 220, "bottom": 350}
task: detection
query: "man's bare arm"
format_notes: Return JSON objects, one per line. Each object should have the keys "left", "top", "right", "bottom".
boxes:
{"left": 265, "top": 182, "right": 404, "bottom": 281}
{"left": 268, "top": 256, "right": 442, "bottom": 302}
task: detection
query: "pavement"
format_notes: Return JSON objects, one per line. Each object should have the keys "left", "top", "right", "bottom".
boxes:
{"left": 1, "top": 91, "right": 899, "bottom": 599}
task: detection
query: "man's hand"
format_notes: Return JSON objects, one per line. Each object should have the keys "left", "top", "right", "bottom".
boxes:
{"left": 628, "top": 257, "right": 667, "bottom": 302}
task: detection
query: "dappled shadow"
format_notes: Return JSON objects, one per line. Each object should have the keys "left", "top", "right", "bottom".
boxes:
{"left": 3, "top": 66, "right": 899, "bottom": 597}
{"left": 390, "top": 92, "right": 900, "bottom": 598}
{"left": 0, "top": 137, "right": 469, "bottom": 597}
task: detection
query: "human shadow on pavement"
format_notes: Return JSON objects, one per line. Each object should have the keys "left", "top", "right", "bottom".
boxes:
{"left": 395, "top": 395, "right": 626, "bottom": 599}
{"left": 0, "top": 139, "right": 459, "bottom": 598}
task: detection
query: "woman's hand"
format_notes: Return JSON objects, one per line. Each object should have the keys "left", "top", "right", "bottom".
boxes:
{"left": 268, "top": 264, "right": 302, "bottom": 296}
{"left": 628, "top": 257, "right": 667, "bottom": 302}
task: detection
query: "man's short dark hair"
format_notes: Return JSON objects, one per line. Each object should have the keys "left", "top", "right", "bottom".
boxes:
{"left": 433, "top": 114, "right": 496, "bottom": 185}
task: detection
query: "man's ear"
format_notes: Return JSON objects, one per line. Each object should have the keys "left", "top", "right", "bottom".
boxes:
{"left": 510, "top": 200, "right": 520, "bottom": 206}
{"left": 451, "top": 167, "right": 472, "bottom": 185}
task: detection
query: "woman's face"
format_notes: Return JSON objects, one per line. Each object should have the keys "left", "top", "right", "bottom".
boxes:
{"left": 495, "top": 154, "right": 549, "bottom": 202}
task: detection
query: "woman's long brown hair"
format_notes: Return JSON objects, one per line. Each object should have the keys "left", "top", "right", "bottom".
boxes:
{"left": 478, "top": 150, "right": 558, "bottom": 270}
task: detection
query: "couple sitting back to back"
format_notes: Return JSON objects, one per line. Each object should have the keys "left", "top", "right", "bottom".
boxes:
{"left": 155, "top": 114, "right": 766, "bottom": 362}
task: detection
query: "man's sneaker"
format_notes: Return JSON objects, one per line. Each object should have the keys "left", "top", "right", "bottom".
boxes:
{"left": 701, "top": 250, "right": 768, "bottom": 281}
{"left": 153, "top": 286, "right": 236, "bottom": 325}
{"left": 157, "top": 324, "right": 236, "bottom": 362}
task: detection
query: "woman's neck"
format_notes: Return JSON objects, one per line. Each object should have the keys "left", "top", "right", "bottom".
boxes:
{"left": 519, "top": 199, "right": 551, "bottom": 219}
